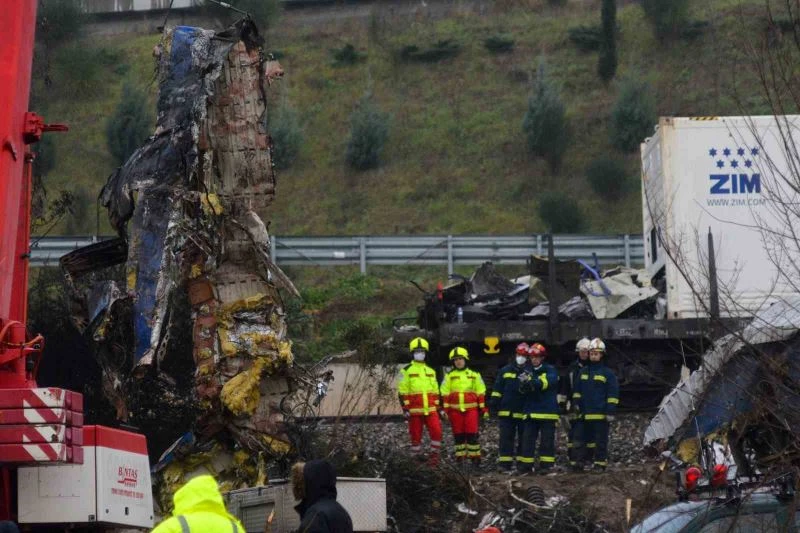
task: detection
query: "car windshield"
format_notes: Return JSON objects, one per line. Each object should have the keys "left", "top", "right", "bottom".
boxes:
{"left": 631, "top": 501, "right": 712, "bottom": 533}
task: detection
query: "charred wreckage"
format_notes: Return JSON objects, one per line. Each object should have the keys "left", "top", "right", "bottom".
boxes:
{"left": 59, "top": 19, "right": 322, "bottom": 510}
{"left": 394, "top": 238, "right": 751, "bottom": 408}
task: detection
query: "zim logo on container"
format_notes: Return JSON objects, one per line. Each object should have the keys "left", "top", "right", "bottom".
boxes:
{"left": 117, "top": 466, "right": 139, "bottom": 487}
{"left": 707, "top": 146, "right": 761, "bottom": 195}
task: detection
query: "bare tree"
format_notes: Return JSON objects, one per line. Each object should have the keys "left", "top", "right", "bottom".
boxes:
{"left": 640, "top": 2, "right": 800, "bottom": 516}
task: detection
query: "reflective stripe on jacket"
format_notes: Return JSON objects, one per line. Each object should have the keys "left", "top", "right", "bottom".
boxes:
{"left": 572, "top": 362, "right": 619, "bottom": 419}
{"left": 521, "top": 363, "right": 559, "bottom": 419}
{"left": 440, "top": 367, "right": 487, "bottom": 413}
{"left": 397, "top": 361, "right": 440, "bottom": 415}
{"left": 490, "top": 363, "right": 528, "bottom": 418}
{"left": 152, "top": 475, "right": 245, "bottom": 533}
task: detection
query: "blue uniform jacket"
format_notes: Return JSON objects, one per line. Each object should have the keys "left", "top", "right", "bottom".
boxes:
{"left": 520, "top": 363, "right": 559, "bottom": 420}
{"left": 573, "top": 362, "right": 619, "bottom": 420}
{"left": 489, "top": 362, "right": 528, "bottom": 418}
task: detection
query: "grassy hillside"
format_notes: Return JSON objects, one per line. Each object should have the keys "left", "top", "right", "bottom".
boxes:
{"left": 35, "top": 0, "right": 783, "bottom": 236}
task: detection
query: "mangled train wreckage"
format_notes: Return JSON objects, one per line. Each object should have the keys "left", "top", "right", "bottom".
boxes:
{"left": 644, "top": 294, "right": 800, "bottom": 484}
{"left": 60, "top": 19, "right": 308, "bottom": 509}
{"left": 395, "top": 116, "right": 800, "bottom": 409}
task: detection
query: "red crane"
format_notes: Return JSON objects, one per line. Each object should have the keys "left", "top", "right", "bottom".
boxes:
{"left": 0, "top": 5, "right": 159, "bottom": 530}
{"left": 0, "top": 1, "right": 77, "bottom": 522}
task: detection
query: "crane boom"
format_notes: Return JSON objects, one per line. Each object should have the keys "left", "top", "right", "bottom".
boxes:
{"left": 0, "top": 1, "right": 38, "bottom": 390}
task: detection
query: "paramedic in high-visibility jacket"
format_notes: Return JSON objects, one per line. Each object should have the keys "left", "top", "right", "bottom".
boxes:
{"left": 397, "top": 337, "right": 443, "bottom": 465}
{"left": 152, "top": 475, "right": 246, "bottom": 532}
{"left": 572, "top": 337, "right": 619, "bottom": 472}
{"left": 519, "top": 343, "right": 559, "bottom": 473}
{"left": 489, "top": 342, "right": 531, "bottom": 474}
{"left": 440, "top": 346, "right": 488, "bottom": 467}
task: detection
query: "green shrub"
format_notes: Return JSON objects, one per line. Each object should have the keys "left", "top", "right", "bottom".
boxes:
{"left": 522, "top": 61, "right": 569, "bottom": 172}
{"left": 331, "top": 43, "right": 366, "bottom": 66}
{"left": 107, "top": 83, "right": 151, "bottom": 166}
{"left": 641, "top": 0, "right": 690, "bottom": 41}
{"left": 773, "top": 17, "right": 799, "bottom": 33}
{"left": 568, "top": 25, "right": 601, "bottom": 52}
{"left": 597, "top": 0, "right": 617, "bottom": 82}
{"left": 484, "top": 35, "right": 515, "bottom": 54}
{"left": 399, "top": 40, "right": 461, "bottom": 63}
{"left": 52, "top": 44, "right": 102, "bottom": 96}
{"left": 346, "top": 94, "right": 390, "bottom": 171}
{"left": 610, "top": 77, "right": 656, "bottom": 152}
{"left": 538, "top": 192, "right": 584, "bottom": 233}
{"left": 586, "top": 157, "right": 628, "bottom": 200}
{"left": 37, "top": 0, "right": 84, "bottom": 48}
{"left": 680, "top": 20, "right": 710, "bottom": 39}
{"left": 270, "top": 104, "right": 303, "bottom": 170}
{"left": 547, "top": 0, "right": 568, "bottom": 6}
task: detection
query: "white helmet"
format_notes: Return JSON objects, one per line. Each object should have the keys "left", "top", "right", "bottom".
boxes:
{"left": 575, "top": 338, "right": 591, "bottom": 352}
{"left": 589, "top": 338, "right": 606, "bottom": 352}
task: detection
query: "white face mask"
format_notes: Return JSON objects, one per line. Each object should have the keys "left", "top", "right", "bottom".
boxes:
{"left": 413, "top": 351, "right": 426, "bottom": 361}
{"left": 515, "top": 356, "right": 527, "bottom": 366}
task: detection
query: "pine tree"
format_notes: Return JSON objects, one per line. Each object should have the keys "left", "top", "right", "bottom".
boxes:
{"left": 597, "top": 0, "right": 617, "bottom": 82}
{"left": 270, "top": 104, "right": 303, "bottom": 170}
{"left": 522, "top": 60, "right": 569, "bottom": 173}
{"left": 641, "top": 0, "right": 690, "bottom": 42}
{"left": 538, "top": 192, "right": 584, "bottom": 233}
{"left": 346, "top": 93, "right": 390, "bottom": 171}
{"left": 610, "top": 76, "right": 656, "bottom": 153}
{"left": 106, "top": 83, "right": 151, "bottom": 166}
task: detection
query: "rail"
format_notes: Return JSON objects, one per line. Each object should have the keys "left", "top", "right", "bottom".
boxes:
{"left": 30, "top": 234, "right": 644, "bottom": 273}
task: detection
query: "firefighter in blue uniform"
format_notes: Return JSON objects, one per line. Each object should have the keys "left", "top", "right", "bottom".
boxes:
{"left": 519, "top": 343, "right": 559, "bottom": 474}
{"left": 489, "top": 343, "right": 531, "bottom": 474}
{"left": 572, "top": 338, "right": 619, "bottom": 472}
{"left": 559, "top": 337, "right": 591, "bottom": 470}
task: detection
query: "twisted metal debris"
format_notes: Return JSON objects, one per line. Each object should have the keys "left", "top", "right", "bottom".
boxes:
{"left": 61, "top": 18, "right": 308, "bottom": 511}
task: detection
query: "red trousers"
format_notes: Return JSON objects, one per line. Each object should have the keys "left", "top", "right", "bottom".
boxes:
{"left": 408, "top": 413, "right": 442, "bottom": 458}
{"left": 447, "top": 409, "right": 480, "bottom": 461}
{"left": 447, "top": 409, "right": 479, "bottom": 434}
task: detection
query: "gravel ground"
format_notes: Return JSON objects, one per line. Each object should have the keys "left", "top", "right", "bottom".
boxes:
{"left": 314, "top": 413, "right": 671, "bottom": 531}
{"left": 320, "top": 412, "right": 656, "bottom": 470}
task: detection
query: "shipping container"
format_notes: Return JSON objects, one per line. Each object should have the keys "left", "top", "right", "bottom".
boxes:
{"left": 642, "top": 116, "right": 800, "bottom": 319}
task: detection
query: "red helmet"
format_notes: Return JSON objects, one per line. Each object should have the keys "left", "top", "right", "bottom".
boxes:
{"left": 515, "top": 342, "right": 530, "bottom": 355}
{"left": 528, "top": 343, "right": 547, "bottom": 358}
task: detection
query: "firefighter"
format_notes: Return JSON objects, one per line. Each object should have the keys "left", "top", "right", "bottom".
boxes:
{"left": 559, "top": 337, "right": 591, "bottom": 470}
{"left": 572, "top": 337, "right": 619, "bottom": 472}
{"left": 520, "top": 343, "right": 559, "bottom": 473}
{"left": 440, "top": 346, "right": 488, "bottom": 468}
{"left": 489, "top": 342, "right": 531, "bottom": 474}
{"left": 397, "top": 337, "right": 443, "bottom": 465}
{"left": 152, "top": 475, "right": 246, "bottom": 532}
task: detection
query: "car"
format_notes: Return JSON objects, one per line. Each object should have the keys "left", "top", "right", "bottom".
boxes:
{"left": 631, "top": 492, "right": 800, "bottom": 532}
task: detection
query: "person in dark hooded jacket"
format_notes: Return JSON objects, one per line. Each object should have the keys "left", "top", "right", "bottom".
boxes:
{"left": 291, "top": 459, "right": 354, "bottom": 533}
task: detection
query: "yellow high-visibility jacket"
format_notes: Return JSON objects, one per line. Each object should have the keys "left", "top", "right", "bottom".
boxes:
{"left": 397, "top": 361, "right": 441, "bottom": 415}
{"left": 152, "top": 475, "right": 245, "bottom": 533}
{"left": 440, "top": 367, "right": 487, "bottom": 413}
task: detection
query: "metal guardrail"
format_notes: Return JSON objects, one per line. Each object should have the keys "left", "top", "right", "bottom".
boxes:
{"left": 30, "top": 234, "right": 644, "bottom": 273}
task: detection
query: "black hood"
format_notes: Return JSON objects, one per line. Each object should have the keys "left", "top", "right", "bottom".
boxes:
{"left": 296, "top": 459, "right": 337, "bottom": 516}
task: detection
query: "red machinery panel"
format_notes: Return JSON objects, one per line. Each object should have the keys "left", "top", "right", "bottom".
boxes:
{"left": 0, "top": 1, "right": 37, "bottom": 325}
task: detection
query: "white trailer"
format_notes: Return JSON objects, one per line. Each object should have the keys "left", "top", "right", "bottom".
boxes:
{"left": 641, "top": 115, "right": 800, "bottom": 319}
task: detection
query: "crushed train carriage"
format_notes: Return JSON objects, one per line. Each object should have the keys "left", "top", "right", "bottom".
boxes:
{"left": 59, "top": 18, "right": 320, "bottom": 512}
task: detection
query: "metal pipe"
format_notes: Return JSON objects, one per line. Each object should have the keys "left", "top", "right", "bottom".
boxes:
{"left": 708, "top": 228, "right": 720, "bottom": 320}
{"left": 548, "top": 234, "right": 558, "bottom": 338}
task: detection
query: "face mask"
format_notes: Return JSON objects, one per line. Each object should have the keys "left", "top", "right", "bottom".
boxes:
{"left": 515, "top": 356, "right": 527, "bottom": 366}
{"left": 413, "top": 351, "right": 426, "bottom": 361}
